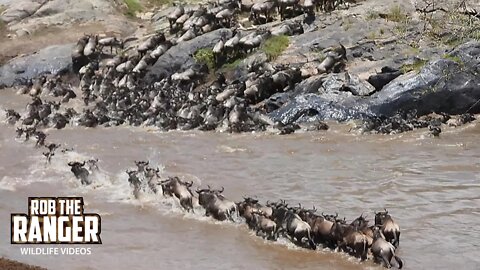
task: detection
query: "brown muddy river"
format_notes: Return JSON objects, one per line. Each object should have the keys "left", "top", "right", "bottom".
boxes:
{"left": 0, "top": 90, "right": 480, "bottom": 269}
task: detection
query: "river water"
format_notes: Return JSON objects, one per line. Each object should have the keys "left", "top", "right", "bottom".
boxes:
{"left": 0, "top": 89, "right": 479, "bottom": 270}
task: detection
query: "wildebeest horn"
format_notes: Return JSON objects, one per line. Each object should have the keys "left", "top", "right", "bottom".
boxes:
{"left": 384, "top": 208, "right": 388, "bottom": 214}
{"left": 68, "top": 162, "right": 74, "bottom": 166}
{"left": 335, "top": 212, "right": 338, "bottom": 218}
{"left": 312, "top": 205, "right": 316, "bottom": 212}
{"left": 145, "top": 161, "right": 149, "bottom": 165}
{"left": 217, "top": 186, "right": 224, "bottom": 193}
{"left": 81, "top": 161, "right": 85, "bottom": 166}
{"left": 187, "top": 181, "right": 193, "bottom": 187}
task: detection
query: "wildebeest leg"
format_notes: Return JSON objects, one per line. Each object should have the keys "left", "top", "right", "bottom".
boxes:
{"left": 380, "top": 250, "right": 392, "bottom": 268}
{"left": 394, "top": 231, "right": 400, "bottom": 248}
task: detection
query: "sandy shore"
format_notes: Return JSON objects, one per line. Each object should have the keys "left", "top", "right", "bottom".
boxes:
{"left": 0, "top": 257, "right": 46, "bottom": 270}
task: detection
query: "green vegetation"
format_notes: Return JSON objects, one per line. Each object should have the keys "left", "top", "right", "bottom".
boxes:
{"left": 194, "top": 48, "right": 216, "bottom": 71}
{"left": 386, "top": 5, "right": 408, "bottom": 23}
{"left": 443, "top": 54, "right": 464, "bottom": 66}
{"left": 367, "top": 31, "right": 377, "bottom": 40}
{"left": 147, "top": 0, "right": 172, "bottom": 7}
{"left": 366, "top": 11, "right": 380, "bottom": 21}
{"left": 123, "top": 0, "right": 142, "bottom": 17}
{"left": 221, "top": 58, "right": 244, "bottom": 71}
{"left": 401, "top": 59, "right": 428, "bottom": 73}
{"left": 260, "top": 35, "right": 289, "bottom": 61}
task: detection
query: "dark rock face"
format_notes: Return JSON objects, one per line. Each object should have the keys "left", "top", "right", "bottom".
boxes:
{"left": 0, "top": 44, "right": 74, "bottom": 87}
{"left": 368, "top": 42, "right": 480, "bottom": 116}
{"left": 268, "top": 73, "right": 370, "bottom": 124}
{"left": 269, "top": 42, "right": 480, "bottom": 124}
{"left": 145, "top": 29, "right": 232, "bottom": 83}
{"left": 367, "top": 67, "right": 403, "bottom": 91}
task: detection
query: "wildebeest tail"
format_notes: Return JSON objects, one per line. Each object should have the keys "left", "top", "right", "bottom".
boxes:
{"left": 394, "top": 255, "right": 403, "bottom": 269}
{"left": 361, "top": 235, "right": 368, "bottom": 261}
{"left": 307, "top": 230, "right": 316, "bottom": 250}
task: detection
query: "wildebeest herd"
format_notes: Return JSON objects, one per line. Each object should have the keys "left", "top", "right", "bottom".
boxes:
{"left": 4, "top": 0, "right": 357, "bottom": 136}
{"left": 5, "top": 0, "right": 474, "bottom": 137}
{"left": 98, "top": 158, "right": 406, "bottom": 268}
{"left": 3, "top": 107, "right": 404, "bottom": 268}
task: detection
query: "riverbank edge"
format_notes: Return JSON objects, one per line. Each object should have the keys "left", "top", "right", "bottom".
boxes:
{"left": 0, "top": 257, "right": 46, "bottom": 270}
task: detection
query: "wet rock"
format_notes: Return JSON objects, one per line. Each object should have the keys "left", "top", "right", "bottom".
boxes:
{"left": 367, "top": 66, "right": 403, "bottom": 91}
{"left": 301, "top": 120, "right": 329, "bottom": 131}
{"left": 145, "top": 28, "right": 232, "bottom": 83}
{"left": 446, "top": 113, "right": 476, "bottom": 127}
{"left": 368, "top": 42, "right": 480, "bottom": 117}
{"left": 322, "top": 72, "right": 376, "bottom": 96}
{"left": 0, "top": 44, "right": 74, "bottom": 87}
{"left": 269, "top": 93, "right": 367, "bottom": 124}
{"left": 0, "top": 0, "right": 46, "bottom": 24}
{"left": 1, "top": 0, "right": 129, "bottom": 35}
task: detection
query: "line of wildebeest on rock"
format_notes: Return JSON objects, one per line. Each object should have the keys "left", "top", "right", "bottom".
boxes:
{"left": 4, "top": 0, "right": 476, "bottom": 136}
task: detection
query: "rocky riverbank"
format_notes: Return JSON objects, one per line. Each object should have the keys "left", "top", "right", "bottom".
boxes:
{"left": 0, "top": 0, "right": 479, "bottom": 135}
{"left": 0, "top": 257, "right": 46, "bottom": 270}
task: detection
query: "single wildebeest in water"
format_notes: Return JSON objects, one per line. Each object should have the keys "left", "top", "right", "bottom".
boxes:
{"left": 375, "top": 209, "right": 401, "bottom": 248}
{"left": 251, "top": 209, "right": 278, "bottom": 240}
{"left": 330, "top": 218, "right": 368, "bottom": 261}
{"left": 272, "top": 204, "right": 316, "bottom": 250}
{"left": 160, "top": 177, "right": 195, "bottom": 212}
{"left": 196, "top": 186, "right": 237, "bottom": 221}
{"left": 371, "top": 226, "right": 404, "bottom": 269}
{"left": 67, "top": 161, "right": 91, "bottom": 185}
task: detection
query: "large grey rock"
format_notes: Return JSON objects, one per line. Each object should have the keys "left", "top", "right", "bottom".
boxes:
{"left": 0, "top": 0, "right": 45, "bottom": 24}
{"left": 268, "top": 74, "right": 370, "bottom": 124}
{"left": 321, "top": 72, "right": 376, "bottom": 96}
{"left": 269, "top": 42, "right": 480, "bottom": 123}
{"left": 368, "top": 42, "right": 480, "bottom": 116}
{"left": 0, "top": 44, "right": 74, "bottom": 87}
{"left": 145, "top": 28, "right": 232, "bottom": 83}
{"left": 269, "top": 93, "right": 367, "bottom": 124}
{"left": 1, "top": 0, "right": 122, "bottom": 34}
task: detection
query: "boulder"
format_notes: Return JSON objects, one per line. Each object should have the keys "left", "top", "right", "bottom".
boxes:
{"left": 368, "top": 42, "right": 480, "bottom": 116}
{"left": 0, "top": 44, "right": 74, "bottom": 87}
{"left": 0, "top": 0, "right": 45, "bottom": 24}
{"left": 322, "top": 72, "right": 377, "bottom": 96}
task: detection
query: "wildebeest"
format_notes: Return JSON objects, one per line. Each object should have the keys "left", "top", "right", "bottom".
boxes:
{"left": 161, "top": 177, "right": 195, "bottom": 211}
{"left": 67, "top": 161, "right": 91, "bottom": 185}
{"left": 196, "top": 186, "right": 237, "bottom": 221}
{"left": 251, "top": 209, "right": 278, "bottom": 240}
{"left": 272, "top": 203, "right": 316, "bottom": 249}
{"left": 330, "top": 218, "right": 368, "bottom": 261}
{"left": 371, "top": 226, "right": 404, "bottom": 269}
{"left": 5, "top": 109, "right": 21, "bottom": 125}
{"left": 375, "top": 209, "right": 401, "bottom": 248}
{"left": 135, "top": 160, "right": 149, "bottom": 173}
{"left": 298, "top": 208, "right": 337, "bottom": 247}
{"left": 237, "top": 197, "right": 274, "bottom": 228}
